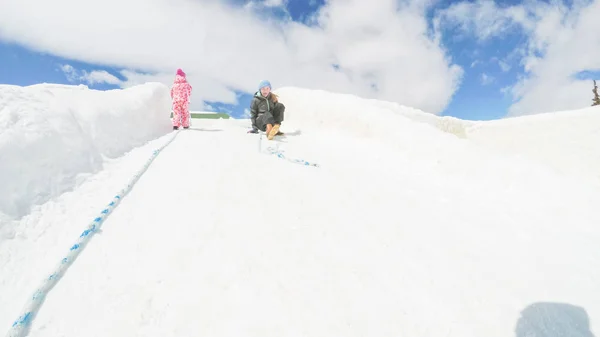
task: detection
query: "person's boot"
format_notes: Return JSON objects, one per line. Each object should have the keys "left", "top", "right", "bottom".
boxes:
{"left": 268, "top": 124, "right": 280, "bottom": 140}
{"left": 173, "top": 126, "right": 178, "bottom": 130}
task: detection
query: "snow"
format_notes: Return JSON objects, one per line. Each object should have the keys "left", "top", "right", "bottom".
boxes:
{"left": 276, "top": 87, "right": 600, "bottom": 185}
{"left": 0, "top": 82, "right": 172, "bottom": 229}
{"left": 465, "top": 107, "right": 600, "bottom": 184}
{"left": 2, "top": 84, "right": 600, "bottom": 337}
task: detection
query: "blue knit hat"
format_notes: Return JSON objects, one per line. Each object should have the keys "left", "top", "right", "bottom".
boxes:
{"left": 258, "top": 80, "right": 271, "bottom": 90}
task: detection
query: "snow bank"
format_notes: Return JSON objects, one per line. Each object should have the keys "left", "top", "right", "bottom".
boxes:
{"left": 465, "top": 106, "right": 600, "bottom": 182}
{"left": 275, "top": 87, "right": 600, "bottom": 182}
{"left": 274, "top": 87, "right": 472, "bottom": 141}
{"left": 0, "top": 82, "right": 172, "bottom": 222}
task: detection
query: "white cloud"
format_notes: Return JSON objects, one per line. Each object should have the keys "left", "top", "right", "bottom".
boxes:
{"left": 82, "top": 70, "right": 122, "bottom": 85}
{"left": 498, "top": 60, "right": 511, "bottom": 72}
{"left": 60, "top": 64, "right": 122, "bottom": 85}
{"left": 435, "top": 0, "right": 600, "bottom": 116}
{"left": 244, "top": 0, "right": 289, "bottom": 13}
{"left": 507, "top": 0, "right": 600, "bottom": 116}
{"left": 60, "top": 64, "right": 78, "bottom": 82}
{"left": 263, "top": 0, "right": 285, "bottom": 7}
{"left": 480, "top": 73, "right": 494, "bottom": 85}
{"left": 0, "top": 0, "right": 462, "bottom": 115}
{"left": 60, "top": 64, "right": 225, "bottom": 110}
{"left": 433, "top": 0, "right": 526, "bottom": 41}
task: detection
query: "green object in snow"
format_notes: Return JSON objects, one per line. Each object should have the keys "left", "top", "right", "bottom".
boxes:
{"left": 170, "top": 112, "right": 231, "bottom": 119}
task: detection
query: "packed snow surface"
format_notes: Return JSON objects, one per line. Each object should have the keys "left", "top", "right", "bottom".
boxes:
{"left": 1, "top": 84, "right": 599, "bottom": 337}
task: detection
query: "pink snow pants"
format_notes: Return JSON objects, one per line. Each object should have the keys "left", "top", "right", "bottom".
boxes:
{"left": 172, "top": 100, "right": 190, "bottom": 128}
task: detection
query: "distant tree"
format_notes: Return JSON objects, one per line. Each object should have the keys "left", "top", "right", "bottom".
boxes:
{"left": 593, "top": 80, "right": 600, "bottom": 106}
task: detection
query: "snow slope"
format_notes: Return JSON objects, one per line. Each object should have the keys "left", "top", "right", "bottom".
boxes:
{"left": 0, "top": 82, "right": 172, "bottom": 230}
{"left": 276, "top": 87, "right": 600, "bottom": 184}
{"left": 465, "top": 106, "right": 600, "bottom": 184}
{"left": 2, "top": 85, "right": 600, "bottom": 337}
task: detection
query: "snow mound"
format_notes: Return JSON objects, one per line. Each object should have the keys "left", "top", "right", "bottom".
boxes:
{"left": 275, "top": 87, "right": 600, "bottom": 183}
{"left": 274, "top": 87, "right": 472, "bottom": 140}
{"left": 466, "top": 106, "right": 600, "bottom": 182}
{"left": 2, "top": 85, "right": 600, "bottom": 336}
{"left": 0, "top": 82, "right": 172, "bottom": 223}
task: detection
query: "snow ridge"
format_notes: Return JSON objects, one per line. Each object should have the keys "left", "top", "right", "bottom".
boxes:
{"left": 0, "top": 82, "right": 172, "bottom": 224}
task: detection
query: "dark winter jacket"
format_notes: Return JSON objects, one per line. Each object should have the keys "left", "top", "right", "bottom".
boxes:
{"left": 250, "top": 92, "right": 280, "bottom": 130}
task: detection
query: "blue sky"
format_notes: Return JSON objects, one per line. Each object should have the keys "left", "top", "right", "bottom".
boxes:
{"left": 0, "top": 0, "right": 598, "bottom": 120}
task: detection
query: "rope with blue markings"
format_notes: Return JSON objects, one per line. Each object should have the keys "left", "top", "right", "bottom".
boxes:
{"left": 6, "top": 130, "right": 181, "bottom": 337}
{"left": 264, "top": 145, "right": 319, "bottom": 167}
{"left": 258, "top": 131, "right": 319, "bottom": 167}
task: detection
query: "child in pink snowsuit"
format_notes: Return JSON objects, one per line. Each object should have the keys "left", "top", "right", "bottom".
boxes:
{"left": 170, "top": 68, "right": 192, "bottom": 130}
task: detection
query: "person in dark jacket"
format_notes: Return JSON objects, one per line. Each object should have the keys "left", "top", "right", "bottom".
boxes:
{"left": 248, "top": 80, "right": 285, "bottom": 140}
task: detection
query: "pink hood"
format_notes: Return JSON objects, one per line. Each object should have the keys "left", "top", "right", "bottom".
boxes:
{"left": 174, "top": 74, "right": 187, "bottom": 84}
{"left": 170, "top": 69, "right": 192, "bottom": 101}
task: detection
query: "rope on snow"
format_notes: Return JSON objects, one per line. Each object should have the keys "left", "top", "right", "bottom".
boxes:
{"left": 6, "top": 130, "right": 182, "bottom": 337}
{"left": 257, "top": 131, "right": 319, "bottom": 167}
